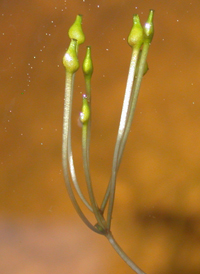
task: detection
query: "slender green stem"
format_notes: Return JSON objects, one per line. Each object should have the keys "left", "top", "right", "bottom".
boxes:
{"left": 84, "top": 77, "right": 92, "bottom": 165}
{"left": 82, "top": 109, "right": 106, "bottom": 230}
{"left": 105, "top": 232, "right": 146, "bottom": 274}
{"left": 68, "top": 128, "right": 93, "bottom": 211}
{"left": 116, "top": 41, "right": 151, "bottom": 168}
{"left": 102, "top": 47, "right": 141, "bottom": 225}
{"left": 62, "top": 72, "right": 102, "bottom": 234}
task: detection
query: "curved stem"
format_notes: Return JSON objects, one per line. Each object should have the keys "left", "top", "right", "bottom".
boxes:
{"left": 117, "top": 41, "right": 151, "bottom": 167}
{"left": 62, "top": 72, "right": 102, "bottom": 234}
{"left": 105, "top": 46, "right": 141, "bottom": 227}
{"left": 105, "top": 232, "right": 146, "bottom": 274}
{"left": 82, "top": 121, "right": 106, "bottom": 229}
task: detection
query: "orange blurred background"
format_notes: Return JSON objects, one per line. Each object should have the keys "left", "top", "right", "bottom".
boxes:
{"left": 1, "top": 0, "right": 200, "bottom": 273}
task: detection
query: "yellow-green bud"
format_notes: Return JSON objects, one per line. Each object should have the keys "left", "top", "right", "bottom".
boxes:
{"left": 144, "top": 9, "right": 154, "bottom": 43}
{"left": 82, "top": 46, "right": 93, "bottom": 78}
{"left": 68, "top": 14, "right": 85, "bottom": 46}
{"left": 80, "top": 94, "right": 90, "bottom": 124}
{"left": 128, "top": 14, "right": 144, "bottom": 48}
{"left": 63, "top": 39, "right": 79, "bottom": 73}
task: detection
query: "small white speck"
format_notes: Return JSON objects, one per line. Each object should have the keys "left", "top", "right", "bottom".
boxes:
{"left": 191, "top": 83, "right": 194, "bottom": 85}
{"left": 41, "top": 143, "right": 43, "bottom": 145}
{"left": 122, "top": 37, "right": 125, "bottom": 40}
{"left": 33, "top": 56, "right": 36, "bottom": 59}
{"left": 192, "top": 102, "right": 195, "bottom": 104}
{"left": 97, "top": 5, "right": 100, "bottom": 8}
{"left": 106, "top": 48, "right": 109, "bottom": 51}
{"left": 177, "top": 19, "right": 179, "bottom": 22}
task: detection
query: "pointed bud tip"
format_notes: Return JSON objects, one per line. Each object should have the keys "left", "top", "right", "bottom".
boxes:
{"left": 144, "top": 9, "right": 154, "bottom": 42}
{"left": 82, "top": 46, "right": 93, "bottom": 77}
{"left": 68, "top": 14, "right": 85, "bottom": 45}
{"left": 128, "top": 14, "right": 144, "bottom": 48}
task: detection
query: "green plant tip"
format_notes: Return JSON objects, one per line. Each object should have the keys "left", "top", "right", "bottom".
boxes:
{"left": 144, "top": 9, "right": 154, "bottom": 43}
{"left": 63, "top": 39, "right": 79, "bottom": 73}
{"left": 128, "top": 14, "right": 144, "bottom": 48}
{"left": 68, "top": 14, "right": 85, "bottom": 46}
{"left": 80, "top": 94, "right": 90, "bottom": 124}
{"left": 82, "top": 46, "right": 93, "bottom": 78}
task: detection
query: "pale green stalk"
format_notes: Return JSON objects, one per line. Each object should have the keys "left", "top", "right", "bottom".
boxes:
{"left": 62, "top": 71, "right": 101, "bottom": 234}
{"left": 80, "top": 95, "right": 106, "bottom": 230}
{"left": 105, "top": 14, "right": 145, "bottom": 229}
{"left": 106, "top": 231, "right": 146, "bottom": 274}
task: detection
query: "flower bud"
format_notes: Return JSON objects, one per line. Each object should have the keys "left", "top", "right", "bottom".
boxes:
{"left": 68, "top": 15, "right": 85, "bottom": 46}
{"left": 144, "top": 9, "right": 154, "bottom": 43}
{"left": 80, "top": 94, "right": 90, "bottom": 124}
{"left": 63, "top": 39, "right": 79, "bottom": 73}
{"left": 82, "top": 46, "right": 93, "bottom": 79}
{"left": 128, "top": 14, "right": 144, "bottom": 48}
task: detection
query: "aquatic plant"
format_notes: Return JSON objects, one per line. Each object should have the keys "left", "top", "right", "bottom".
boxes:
{"left": 62, "top": 10, "right": 154, "bottom": 273}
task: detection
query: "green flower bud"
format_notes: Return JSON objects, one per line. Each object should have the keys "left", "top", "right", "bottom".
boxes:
{"left": 128, "top": 14, "right": 144, "bottom": 48}
{"left": 80, "top": 94, "right": 90, "bottom": 124}
{"left": 82, "top": 46, "right": 93, "bottom": 79}
{"left": 63, "top": 39, "right": 79, "bottom": 73}
{"left": 144, "top": 9, "right": 154, "bottom": 43}
{"left": 68, "top": 14, "right": 85, "bottom": 46}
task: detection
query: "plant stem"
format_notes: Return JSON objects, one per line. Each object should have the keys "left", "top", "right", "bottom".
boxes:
{"left": 116, "top": 42, "right": 151, "bottom": 168}
{"left": 105, "top": 231, "right": 146, "bottom": 274}
{"left": 104, "top": 46, "right": 141, "bottom": 227}
{"left": 82, "top": 118, "right": 106, "bottom": 229}
{"left": 62, "top": 72, "right": 102, "bottom": 234}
